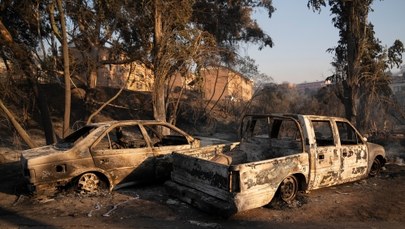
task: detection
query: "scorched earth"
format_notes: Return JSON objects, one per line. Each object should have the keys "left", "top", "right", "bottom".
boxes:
{"left": 0, "top": 154, "right": 405, "bottom": 228}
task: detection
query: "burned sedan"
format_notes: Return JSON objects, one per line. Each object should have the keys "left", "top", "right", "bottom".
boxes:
{"left": 20, "top": 120, "right": 200, "bottom": 194}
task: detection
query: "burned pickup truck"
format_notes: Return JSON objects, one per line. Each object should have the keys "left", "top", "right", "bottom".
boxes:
{"left": 20, "top": 120, "right": 200, "bottom": 194}
{"left": 166, "top": 114, "right": 386, "bottom": 216}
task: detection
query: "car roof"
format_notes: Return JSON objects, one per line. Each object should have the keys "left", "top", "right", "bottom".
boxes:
{"left": 243, "top": 113, "right": 347, "bottom": 121}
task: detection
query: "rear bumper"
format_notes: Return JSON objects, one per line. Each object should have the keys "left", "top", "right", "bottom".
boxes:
{"left": 22, "top": 175, "right": 64, "bottom": 195}
{"left": 165, "top": 181, "right": 237, "bottom": 217}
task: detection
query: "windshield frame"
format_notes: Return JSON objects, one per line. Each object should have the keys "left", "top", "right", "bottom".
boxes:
{"left": 55, "top": 126, "right": 99, "bottom": 149}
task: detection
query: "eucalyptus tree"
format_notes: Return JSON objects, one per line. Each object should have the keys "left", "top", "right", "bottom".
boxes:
{"left": 155, "top": 0, "right": 275, "bottom": 123}
{"left": 1, "top": 0, "right": 277, "bottom": 143}
{"left": 191, "top": 0, "right": 274, "bottom": 61}
{"left": 308, "top": 0, "right": 404, "bottom": 131}
{"left": 107, "top": 0, "right": 276, "bottom": 124}
{"left": 0, "top": 0, "right": 58, "bottom": 145}
{"left": 49, "top": 0, "right": 71, "bottom": 137}
{"left": 62, "top": 0, "right": 125, "bottom": 88}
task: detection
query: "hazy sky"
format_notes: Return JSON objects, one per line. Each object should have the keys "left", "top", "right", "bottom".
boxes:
{"left": 241, "top": 0, "right": 405, "bottom": 84}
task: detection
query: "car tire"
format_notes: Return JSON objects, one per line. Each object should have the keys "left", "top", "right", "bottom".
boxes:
{"left": 369, "top": 158, "right": 381, "bottom": 177}
{"left": 77, "top": 172, "right": 100, "bottom": 193}
{"left": 279, "top": 175, "right": 298, "bottom": 202}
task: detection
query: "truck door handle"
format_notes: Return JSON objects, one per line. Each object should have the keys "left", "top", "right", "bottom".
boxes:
{"left": 318, "top": 154, "right": 324, "bottom": 160}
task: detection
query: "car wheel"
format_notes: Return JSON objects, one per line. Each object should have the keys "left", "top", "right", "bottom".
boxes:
{"left": 369, "top": 158, "right": 381, "bottom": 177}
{"left": 279, "top": 175, "right": 298, "bottom": 202}
{"left": 77, "top": 173, "right": 100, "bottom": 193}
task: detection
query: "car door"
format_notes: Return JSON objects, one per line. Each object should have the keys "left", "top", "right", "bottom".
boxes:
{"left": 90, "top": 124, "right": 155, "bottom": 187}
{"left": 140, "top": 123, "right": 194, "bottom": 179}
{"left": 311, "top": 120, "right": 341, "bottom": 189}
{"left": 336, "top": 121, "right": 368, "bottom": 183}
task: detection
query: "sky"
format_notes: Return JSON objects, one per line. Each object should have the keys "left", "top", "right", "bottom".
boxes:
{"left": 241, "top": 0, "right": 405, "bottom": 84}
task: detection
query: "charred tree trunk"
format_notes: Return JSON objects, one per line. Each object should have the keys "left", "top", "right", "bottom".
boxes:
{"left": 56, "top": 0, "right": 71, "bottom": 138}
{"left": 356, "top": 84, "right": 370, "bottom": 133}
{"left": 35, "top": 84, "right": 57, "bottom": 144}
{"left": 342, "top": 80, "right": 355, "bottom": 125}
{"left": 343, "top": 0, "right": 367, "bottom": 127}
{"left": 88, "top": 60, "right": 98, "bottom": 89}
{"left": 0, "top": 99, "right": 37, "bottom": 148}
{"left": 152, "top": 0, "right": 166, "bottom": 123}
{"left": 153, "top": 77, "right": 167, "bottom": 122}
{"left": 344, "top": 1, "right": 357, "bottom": 125}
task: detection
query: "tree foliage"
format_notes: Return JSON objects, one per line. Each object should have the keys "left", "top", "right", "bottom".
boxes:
{"left": 0, "top": 0, "right": 276, "bottom": 145}
{"left": 308, "top": 0, "right": 404, "bottom": 132}
{"left": 191, "top": 0, "right": 274, "bottom": 60}
{"left": 232, "top": 55, "right": 273, "bottom": 88}
{"left": 0, "top": 0, "right": 57, "bottom": 145}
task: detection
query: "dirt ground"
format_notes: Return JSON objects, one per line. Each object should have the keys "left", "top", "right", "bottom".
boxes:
{"left": 0, "top": 157, "right": 405, "bottom": 229}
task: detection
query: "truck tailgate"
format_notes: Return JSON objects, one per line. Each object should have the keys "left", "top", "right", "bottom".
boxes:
{"left": 171, "top": 143, "right": 239, "bottom": 200}
{"left": 170, "top": 151, "right": 233, "bottom": 201}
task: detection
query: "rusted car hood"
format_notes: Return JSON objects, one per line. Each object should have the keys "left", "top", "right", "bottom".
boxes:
{"left": 21, "top": 145, "right": 64, "bottom": 160}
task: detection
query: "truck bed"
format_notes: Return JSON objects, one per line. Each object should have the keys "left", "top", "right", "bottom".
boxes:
{"left": 167, "top": 141, "right": 309, "bottom": 215}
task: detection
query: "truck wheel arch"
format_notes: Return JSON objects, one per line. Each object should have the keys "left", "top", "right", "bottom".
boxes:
{"left": 366, "top": 143, "right": 386, "bottom": 176}
{"left": 293, "top": 173, "right": 308, "bottom": 191}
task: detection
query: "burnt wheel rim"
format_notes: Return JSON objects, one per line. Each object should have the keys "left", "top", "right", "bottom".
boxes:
{"left": 78, "top": 173, "right": 100, "bottom": 193}
{"left": 280, "top": 176, "right": 298, "bottom": 202}
{"left": 369, "top": 159, "right": 381, "bottom": 176}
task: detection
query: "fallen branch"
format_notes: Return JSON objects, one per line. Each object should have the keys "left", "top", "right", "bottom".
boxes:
{"left": 335, "top": 191, "right": 350, "bottom": 195}
{"left": 103, "top": 194, "right": 139, "bottom": 217}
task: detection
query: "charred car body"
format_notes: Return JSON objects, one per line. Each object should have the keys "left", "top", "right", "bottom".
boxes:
{"left": 166, "top": 114, "right": 386, "bottom": 216}
{"left": 20, "top": 120, "right": 200, "bottom": 194}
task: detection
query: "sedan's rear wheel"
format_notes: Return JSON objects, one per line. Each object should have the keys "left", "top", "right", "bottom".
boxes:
{"left": 279, "top": 176, "right": 298, "bottom": 202}
{"left": 77, "top": 173, "right": 100, "bottom": 193}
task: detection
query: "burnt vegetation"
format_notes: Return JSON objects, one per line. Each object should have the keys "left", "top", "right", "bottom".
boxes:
{"left": 0, "top": 0, "right": 404, "bottom": 151}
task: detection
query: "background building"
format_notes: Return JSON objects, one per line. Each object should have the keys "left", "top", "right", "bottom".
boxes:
{"left": 199, "top": 67, "right": 253, "bottom": 102}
